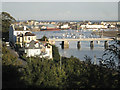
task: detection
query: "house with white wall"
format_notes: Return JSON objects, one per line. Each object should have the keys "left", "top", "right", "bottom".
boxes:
{"left": 16, "top": 32, "right": 37, "bottom": 47}
{"left": 25, "top": 40, "right": 42, "bottom": 57}
{"left": 61, "top": 24, "right": 70, "bottom": 29}
{"left": 80, "top": 24, "right": 108, "bottom": 29}
{"left": 9, "top": 24, "right": 31, "bottom": 45}
{"left": 25, "top": 40, "right": 53, "bottom": 59}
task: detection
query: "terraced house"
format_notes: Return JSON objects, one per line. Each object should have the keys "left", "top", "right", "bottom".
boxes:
{"left": 16, "top": 32, "right": 37, "bottom": 47}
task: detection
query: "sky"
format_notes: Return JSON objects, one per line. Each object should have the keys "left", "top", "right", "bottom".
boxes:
{"left": 2, "top": 1, "right": 119, "bottom": 21}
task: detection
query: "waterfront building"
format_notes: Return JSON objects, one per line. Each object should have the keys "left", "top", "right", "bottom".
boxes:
{"left": 61, "top": 24, "right": 70, "bottom": 29}
{"left": 51, "top": 22, "right": 56, "bottom": 24}
{"left": 34, "top": 21, "right": 39, "bottom": 25}
{"left": 27, "top": 20, "right": 35, "bottom": 26}
{"left": 80, "top": 24, "right": 108, "bottom": 29}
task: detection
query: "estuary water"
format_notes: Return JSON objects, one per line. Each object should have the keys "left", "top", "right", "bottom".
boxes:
{"left": 32, "top": 29, "right": 116, "bottom": 64}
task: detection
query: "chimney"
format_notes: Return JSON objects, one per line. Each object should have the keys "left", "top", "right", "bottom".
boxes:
{"left": 24, "top": 26, "right": 26, "bottom": 30}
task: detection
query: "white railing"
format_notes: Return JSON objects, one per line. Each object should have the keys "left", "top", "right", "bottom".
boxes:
{"left": 48, "top": 37, "right": 120, "bottom": 42}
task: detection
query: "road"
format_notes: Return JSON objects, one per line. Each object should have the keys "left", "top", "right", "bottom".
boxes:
{"left": 7, "top": 46, "right": 27, "bottom": 66}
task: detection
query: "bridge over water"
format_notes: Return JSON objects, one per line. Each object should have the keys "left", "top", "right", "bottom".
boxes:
{"left": 48, "top": 37, "right": 120, "bottom": 49}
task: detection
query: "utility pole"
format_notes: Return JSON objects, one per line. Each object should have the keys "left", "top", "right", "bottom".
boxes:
{"left": 42, "top": 53, "right": 43, "bottom": 62}
{"left": 30, "top": 57, "right": 31, "bottom": 62}
{"left": 60, "top": 55, "right": 62, "bottom": 70}
{"left": 94, "top": 54, "right": 96, "bottom": 65}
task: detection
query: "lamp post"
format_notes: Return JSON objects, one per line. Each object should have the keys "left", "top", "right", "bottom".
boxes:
{"left": 60, "top": 55, "right": 62, "bottom": 70}
{"left": 94, "top": 54, "right": 96, "bottom": 65}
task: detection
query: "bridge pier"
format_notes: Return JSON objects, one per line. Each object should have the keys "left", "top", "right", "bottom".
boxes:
{"left": 104, "top": 41, "right": 109, "bottom": 49}
{"left": 90, "top": 41, "right": 94, "bottom": 50}
{"left": 77, "top": 41, "right": 81, "bottom": 49}
{"left": 61, "top": 41, "right": 69, "bottom": 49}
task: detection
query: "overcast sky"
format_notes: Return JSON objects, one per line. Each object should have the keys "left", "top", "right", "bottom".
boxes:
{"left": 2, "top": 2, "right": 119, "bottom": 21}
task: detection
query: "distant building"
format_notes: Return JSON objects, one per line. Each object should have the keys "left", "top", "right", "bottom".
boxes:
{"left": 34, "top": 21, "right": 39, "bottom": 25}
{"left": 80, "top": 24, "right": 108, "bottom": 29}
{"left": 51, "top": 22, "right": 56, "bottom": 24}
{"left": 61, "top": 24, "right": 70, "bottom": 29}
{"left": 27, "top": 20, "right": 35, "bottom": 25}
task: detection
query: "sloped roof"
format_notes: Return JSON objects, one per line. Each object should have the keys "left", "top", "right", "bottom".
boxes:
{"left": 25, "top": 40, "right": 42, "bottom": 49}
{"left": 14, "top": 25, "right": 30, "bottom": 31}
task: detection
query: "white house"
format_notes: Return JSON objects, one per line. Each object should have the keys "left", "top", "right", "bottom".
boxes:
{"left": 61, "top": 24, "right": 70, "bottom": 29}
{"left": 25, "top": 40, "right": 42, "bottom": 57}
{"left": 25, "top": 40, "right": 53, "bottom": 59}
{"left": 80, "top": 24, "right": 108, "bottom": 29}
{"left": 9, "top": 24, "right": 31, "bottom": 45}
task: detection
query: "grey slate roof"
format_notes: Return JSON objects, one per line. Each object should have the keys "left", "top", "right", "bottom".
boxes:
{"left": 25, "top": 40, "right": 42, "bottom": 49}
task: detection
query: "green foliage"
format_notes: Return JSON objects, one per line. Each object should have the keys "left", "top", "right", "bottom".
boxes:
{"left": 2, "top": 45, "right": 25, "bottom": 88}
{"left": 21, "top": 57, "right": 67, "bottom": 88}
{"left": 2, "top": 50, "right": 120, "bottom": 88}
{"left": 2, "top": 65, "right": 25, "bottom": 88}
{"left": 19, "top": 56, "right": 120, "bottom": 88}
{"left": 99, "top": 40, "right": 120, "bottom": 70}
{"left": 52, "top": 45, "right": 60, "bottom": 62}
{"left": 1, "top": 12, "right": 16, "bottom": 41}
{"left": 2, "top": 46, "right": 22, "bottom": 66}
{"left": 2, "top": 12, "right": 16, "bottom": 21}
{"left": 3, "top": 44, "right": 119, "bottom": 88}
{"left": 62, "top": 56, "right": 120, "bottom": 88}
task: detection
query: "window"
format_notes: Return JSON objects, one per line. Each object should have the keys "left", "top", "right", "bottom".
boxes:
{"left": 28, "top": 37, "right": 30, "bottom": 40}
{"left": 25, "top": 37, "right": 26, "bottom": 41}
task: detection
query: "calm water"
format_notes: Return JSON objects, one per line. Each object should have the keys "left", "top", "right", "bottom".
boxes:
{"left": 33, "top": 29, "right": 117, "bottom": 64}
